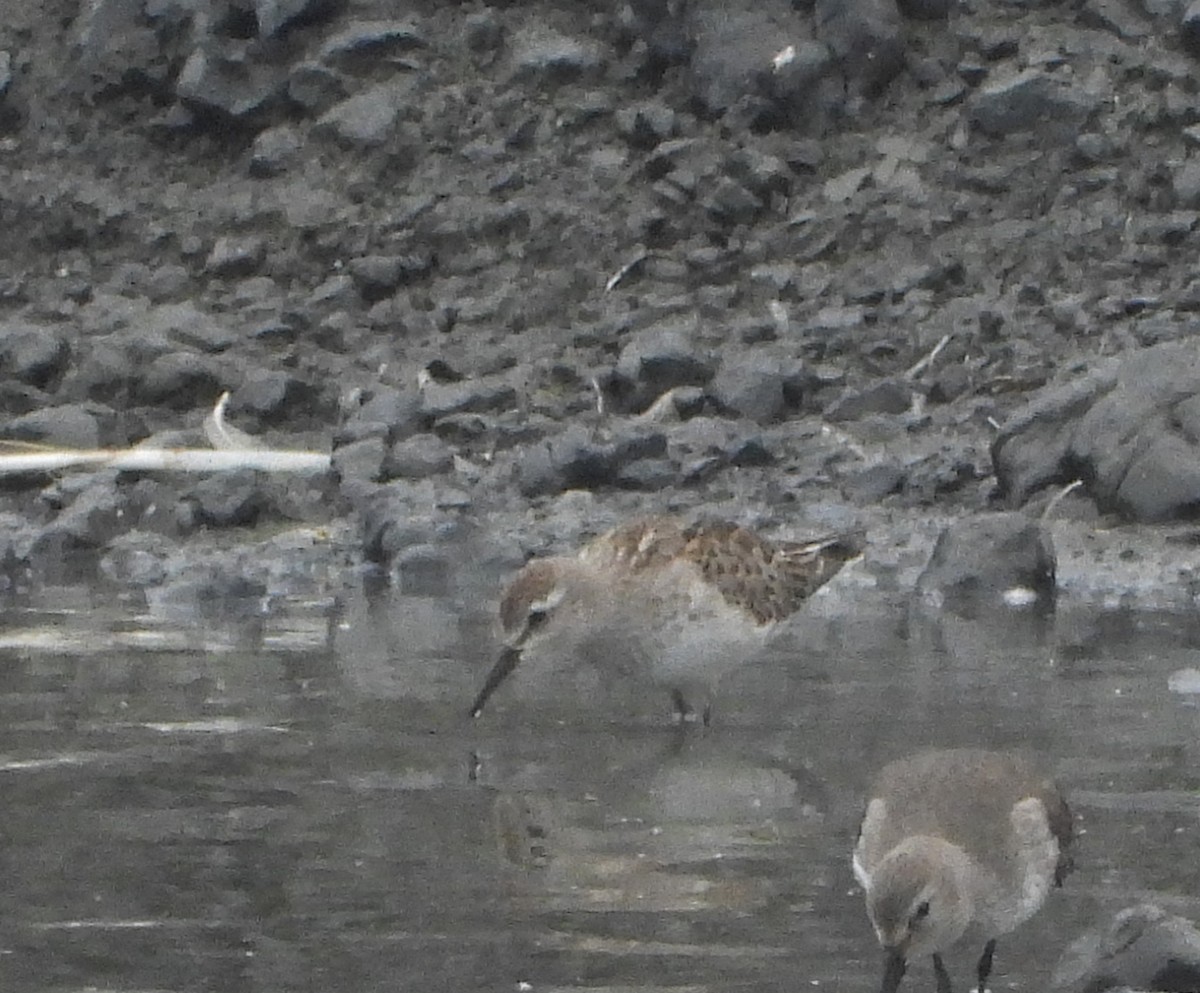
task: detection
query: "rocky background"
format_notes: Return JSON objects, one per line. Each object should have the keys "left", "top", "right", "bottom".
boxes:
{"left": 2, "top": 0, "right": 1200, "bottom": 611}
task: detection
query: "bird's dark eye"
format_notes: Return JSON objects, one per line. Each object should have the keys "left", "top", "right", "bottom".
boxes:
{"left": 527, "top": 608, "right": 549, "bottom": 630}
{"left": 912, "top": 901, "right": 930, "bottom": 924}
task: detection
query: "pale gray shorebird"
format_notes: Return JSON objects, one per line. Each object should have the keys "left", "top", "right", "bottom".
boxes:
{"left": 853, "top": 748, "right": 1075, "bottom": 993}
{"left": 467, "top": 515, "right": 863, "bottom": 723}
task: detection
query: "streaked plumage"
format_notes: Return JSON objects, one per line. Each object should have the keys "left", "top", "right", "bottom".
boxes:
{"left": 469, "top": 515, "right": 863, "bottom": 722}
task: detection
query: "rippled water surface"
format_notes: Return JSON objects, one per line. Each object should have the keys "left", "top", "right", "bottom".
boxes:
{"left": 1, "top": 576, "right": 1199, "bottom": 993}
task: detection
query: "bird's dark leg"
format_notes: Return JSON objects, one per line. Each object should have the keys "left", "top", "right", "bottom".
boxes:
{"left": 701, "top": 701, "right": 713, "bottom": 726}
{"left": 671, "top": 688, "right": 690, "bottom": 723}
{"left": 975, "top": 939, "right": 996, "bottom": 993}
{"left": 933, "top": 954, "right": 954, "bottom": 993}
{"left": 880, "top": 949, "right": 906, "bottom": 993}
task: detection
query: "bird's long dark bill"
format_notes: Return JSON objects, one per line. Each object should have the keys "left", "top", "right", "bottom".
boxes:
{"left": 469, "top": 646, "right": 522, "bottom": 718}
{"left": 880, "top": 950, "right": 907, "bottom": 993}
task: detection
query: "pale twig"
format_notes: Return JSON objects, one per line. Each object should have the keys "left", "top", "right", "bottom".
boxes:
{"left": 0, "top": 393, "right": 329, "bottom": 475}
{"left": 590, "top": 376, "right": 607, "bottom": 417}
{"left": 819, "top": 423, "right": 868, "bottom": 460}
{"left": 905, "top": 332, "right": 953, "bottom": 380}
{"left": 769, "top": 300, "right": 789, "bottom": 336}
{"left": 203, "top": 391, "right": 263, "bottom": 451}
{"left": 0, "top": 448, "right": 329, "bottom": 474}
{"left": 635, "top": 387, "right": 683, "bottom": 424}
{"left": 605, "top": 248, "right": 648, "bottom": 292}
{"left": 1040, "top": 479, "right": 1084, "bottom": 522}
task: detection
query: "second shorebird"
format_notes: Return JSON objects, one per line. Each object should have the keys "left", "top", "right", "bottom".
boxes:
{"left": 468, "top": 515, "right": 862, "bottom": 723}
{"left": 853, "top": 748, "right": 1075, "bottom": 993}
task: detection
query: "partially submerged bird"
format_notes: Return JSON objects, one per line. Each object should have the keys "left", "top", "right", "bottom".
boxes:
{"left": 854, "top": 748, "right": 1075, "bottom": 993}
{"left": 468, "top": 515, "right": 863, "bottom": 723}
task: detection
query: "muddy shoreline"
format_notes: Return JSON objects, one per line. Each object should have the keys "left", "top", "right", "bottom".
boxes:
{"left": 2, "top": 0, "right": 1200, "bottom": 616}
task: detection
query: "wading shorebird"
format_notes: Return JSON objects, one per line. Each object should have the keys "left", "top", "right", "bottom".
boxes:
{"left": 467, "top": 515, "right": 863, "bottom": 723}
{"left": 853, "top": 748, "right": 1075, "bottom": 993}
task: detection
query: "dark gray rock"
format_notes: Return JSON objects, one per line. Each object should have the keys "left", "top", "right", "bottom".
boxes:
{"left": 146, "top": 264, "right": 190, "bottom": 301}
{"left": 824, "top": 380, "right": 911, "bottom": 421}
{"left": 144, "top": 301, "right": 237, "bottom": 352}
{"left": 1052, "top": 904, "right": 1200, "bottom": 993}
{"left": 613, "top": 323, "right": 716, "bottom": 412}
{"left": 609, "top": 425, "right": 669, "bottom": 464}
{"left": 614, "top": 458, "right": 678, "bottom": 490}
{"left": 729, "top": 435, "right": 775, "bottom": 466}
{"left": 176, "top": 48, "right": 285, "bottom": 119}
{"left": 347, "top": 254, "right": 432, "bottom": 300}
{"left": 929, "top": 365, "right": 970, "bottom": 404}
{"left": 337, "top": 385, "right": 425, "bottom": 444}
{"left": 1079, "top": 0, "right": 1153, "bottom": 39}
{"left": 767, "top": 40, "right": 834, "bottom": 116}
{"left": 705, "top": 177, "right": 765, "bottom": 224}
{"left": 615, "top": 101, "right": 678, "bottom": 148}
{"left": 664, "top": 414, "right": 776, "bottom": 475}
{"left": 134, "top": 352, "right": 230, "bottom": 408}
{"left": 61, "top": 338, "right": 137, "bottom": 404}
{"left": 256, "top": 0, "right": 344, "bottom": 39}
{"left": 145, "top": 565, "right": 268, "bottom": 624}
{"left": 319, "top": 20, "right": 427, "bottom": 65}
{"left": 709, "top": 354, "right": 789, "bottom": 424}
{"left": 3, "top": 404, "right": 104, "bottom": 449}
{"left": 30, "top": 474, "right": 127, "bottom": 557}
{"left": 0, "top": 509, "right": 37, "bottom": 567}
{"left": 206, "top": 236, "right": 266, "bottom": 278}
{"left": 843, "top": 462, "right": 906, "bottom": 502}
{"left": 420, "top": 376, "right": 517, "bottom": 419}
{"left": 515, "top": 424, "right": 668, "bottom": 497}
{"left": 1184, "top": 1, "right": 1200, "bottom": 54}
{"left": 515, "top": 425, "right": 607, "bottom": 498}
{"left": 730, "top": 147, "right": 794, "bottom": 200}
{"left": 622, "top": 0, "right": 691, "bottom": 70}
{"left": 332, "top": 436, "right": 387, "bottom": 488}
{"left": 897, "top": 0, "right": 951, "bottom": 19}
{"left": 686, "top": 0, "right": 811, "bottom": 114}
{"left": 358, "top": 484, "right": 454, "bottom": 565}
{"left": 916, "top": 512, "right": 1056, "bottom": 611}
{"left": 98, "top": 530, "right": 172, "bottom": 587}
{"left": 0, "top": 325, "right": 70, "bottom": 389}
{"left": 383, "top": 433, "right": 454, "bottom": 480}
{"left": 1173, "top": 158, "right": 1200, "bottom": 208}
{"left": 510, "top": 24, "right": 603, "bottom": 79}
{"left": 308, "top": 275, "right": 356, "bottom": 308}
{"left": 249, "top": 125, "right": 303, "bottom": 177}
{"left": 348, "top": 255, "right": 406, "bottom": 296}
{"left": 464, "top": 10, "right": 503, "bottom": 56}
{"left": 287, "top": 61, "right": 346, "bottom": 113}
{"left": 178, "top": 471, "right": 269, "bottom": 530}
{"left": 76, "top": 0, "right": 159, "bottom": 87}
{"left": 231, "top": 370, "right": 315, "bottom": 423}
{"left": 1144, "top": 0, "right": 1184, "bottom": 21}
{"left": 971, "top": 69, "right": 1103, "bottom": 138}
{"left": 815, "top": 0, "right": 905, "bottom": 96}
{"left": 394, "top": 543, "right": 452, "bottom": 597}
{"left": 315, "top": 83, "right": 408, "bottom": 149}
{"left": 993, "top": 341, "right": 1200, "bottom": 522}
{"left": 1074, "top": 131, "right": 1112, "bottom": 164}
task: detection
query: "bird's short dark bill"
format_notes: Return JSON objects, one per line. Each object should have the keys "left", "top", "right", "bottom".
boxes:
{"left": 468, "top": 645, "right": 522, "bottom": 718}
{"left": 880, "top": 949, "right": 907, "bottom": 993}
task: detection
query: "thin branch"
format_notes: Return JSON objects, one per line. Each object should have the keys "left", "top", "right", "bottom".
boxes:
{"left": 906, "top": 333, "right": 953, "bottom": 380}
{"left": 1040, "top": 479, "right": 1084, "bottom": 522}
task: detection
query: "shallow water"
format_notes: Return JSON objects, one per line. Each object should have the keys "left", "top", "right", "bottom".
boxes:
{"left": 1, "top": 576, "right": 1198, "bottom": 993}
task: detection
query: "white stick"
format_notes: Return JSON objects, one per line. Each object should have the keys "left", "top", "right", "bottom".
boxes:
{"left": 0, "top": 448, "right": 330, "bottom": 475}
